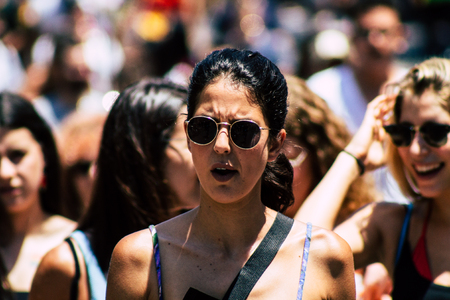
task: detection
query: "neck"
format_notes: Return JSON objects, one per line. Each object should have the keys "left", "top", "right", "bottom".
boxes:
{"left": 430, "top": 194, "right": 450, "bottom": 226}
{"left": 192, "top": 187, "right": 277, "bottom": 255}
{"left": 10, "top": 200, "right": 46, "bottom": 236}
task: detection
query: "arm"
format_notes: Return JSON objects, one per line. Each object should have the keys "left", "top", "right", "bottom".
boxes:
{"left": 309, "top": 228, "right": 357, "bottom": 300}
{"left": 295, "top": 95, "right": 394, "bottom": 229}
{"left": 29, "top": 242, "right": 87, "bottom": 300}
{"left": 106, "top": 230, "right": 155, "bottom": 300}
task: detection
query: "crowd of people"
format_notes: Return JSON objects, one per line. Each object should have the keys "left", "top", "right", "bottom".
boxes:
{"left": 1, "top": 0, "right": 450, "bottom": 299}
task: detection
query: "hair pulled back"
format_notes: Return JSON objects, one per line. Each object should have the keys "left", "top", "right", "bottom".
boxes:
{"left": 187, "top": 48, "right": 293, "bottom": 211}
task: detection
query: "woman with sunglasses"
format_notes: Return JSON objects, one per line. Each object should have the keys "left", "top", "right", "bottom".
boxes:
{"left": 297, "top": 58, "right": 450, "bottom": 299}
{"left": 106, "top": 48, "right": 355, "bottom": 300}
{"left": 29, "top": 78, "right": 199, "bottom": 300}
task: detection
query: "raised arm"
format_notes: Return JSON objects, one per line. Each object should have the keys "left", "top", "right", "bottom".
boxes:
{"left": 294, "top": 95, "right": 394, "bottom": 229}
{"left": 106, "top": 229, "right": 156, "bottom": 300}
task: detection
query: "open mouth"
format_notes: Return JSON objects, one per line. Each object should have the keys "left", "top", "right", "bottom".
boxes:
{"left": 211, "top": 167, "right": 238, "bottom": 182}
{"left": 413, "top": 163, "right": 444, "bottom": 177}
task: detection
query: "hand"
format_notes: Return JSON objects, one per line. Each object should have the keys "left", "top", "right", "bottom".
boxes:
{"left": 359, "top": 263, "right": 393, "bottom": 300}
{"left": 345, "top": 94, "right": 395, "bottom": 172}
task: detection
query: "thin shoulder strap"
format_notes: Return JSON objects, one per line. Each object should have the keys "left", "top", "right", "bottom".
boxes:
{"left": 395, "top": 203, "right": 414, "bottom": 265}
{"left": 65, "top": 237, "right": 80, "bottom": 300}
{"left": 149, "top": 225, "right": 163, "bottom": 300}
{"left": 296, "top": 222, "right": 312, "bottom": 300}
{"left": 226, "top": 212, "right": 294, "bottom": 300}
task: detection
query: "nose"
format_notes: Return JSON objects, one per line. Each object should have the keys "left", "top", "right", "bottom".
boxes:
{"left": 0, "top": 157, "right": 16, "bottom": 180}
{"left": 213, "top": 125, "right": 231, "bottom": 154}
{"left": 409, "top": 131, "right": 429, "bottom": 156}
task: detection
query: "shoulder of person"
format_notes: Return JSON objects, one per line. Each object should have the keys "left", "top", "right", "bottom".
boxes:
{"left": 111, "top": 228, "right": 154, "bottom": 269}
{"left": 308, "top": 225, "right": 352, "bottom": 261}
{"left": 41, "top": 214, "right": 77, "bottom": 234}
{"left": 29, "top": 242, "right": 76, "bottom": 300}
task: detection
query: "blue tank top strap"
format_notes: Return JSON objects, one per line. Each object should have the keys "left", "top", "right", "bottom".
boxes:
{"left": 297, "top": 222, "right": 312, "bottom": 300}
{"left": 395, "top": 203, "right": 414, "bottom": 265}
{"left": 149, "top": 225, "right": 163, "bottom": 300}
{"left": 70, "top": 230, "right": 106, "bottom": 300}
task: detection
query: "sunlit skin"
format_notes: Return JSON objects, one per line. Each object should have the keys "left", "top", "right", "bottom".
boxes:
{"left": 397, "top": 89, "right": 450, "bottom": 201}
{"left": 164, "top": 105, "right": 200, "bottom": 216}
{"left": 186, "top": 78, "right": 277, "bottom": 208}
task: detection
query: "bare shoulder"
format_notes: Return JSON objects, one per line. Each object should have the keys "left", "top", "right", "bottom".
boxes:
{"left": 107, "top": 228, "right": 156, "bottom": 300}
{"left": 302, "top": 224, "right": 356, "bottom": 300}
{"left": 29, "top": 242, "right": 75, "bottom": 300}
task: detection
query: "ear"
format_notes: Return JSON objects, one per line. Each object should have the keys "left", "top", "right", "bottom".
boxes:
{"left": 268, "top": 129, "right": 286, "bottom": 162}
{"left": 184, "top": 121, "right": 192, "bottom": 153}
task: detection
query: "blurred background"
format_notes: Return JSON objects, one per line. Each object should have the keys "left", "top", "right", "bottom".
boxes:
{"left": 0, "top": 0, "right": 449, "bottom": 129}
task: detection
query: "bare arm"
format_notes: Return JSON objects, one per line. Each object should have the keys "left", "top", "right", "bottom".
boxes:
{"left": 29, "top": 242, "right": 88, "bottom": 300}
{"left": 106, "top": 230, "right": 155, "bottom": 300}
{"left": 308, "top": 228, "right": 357, "bottom": 300}
{"left": 295, "top": 95, "right": 394, "bottom": 229}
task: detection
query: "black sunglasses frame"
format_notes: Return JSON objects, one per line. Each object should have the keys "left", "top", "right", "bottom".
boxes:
{"left": 384, "top": 122, "right": 450, "bottom": 148}
{"left": 185, "top": 116, "right": 270, "bottom": 150}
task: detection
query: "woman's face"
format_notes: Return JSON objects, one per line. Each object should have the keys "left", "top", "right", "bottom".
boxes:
{"left": 282, "top": 136, "right": 315, "bottom": 218}
{"left": 0, "top": 127, "right": 46, "bottom": 214}
{"left": 163, "top": 106, "right": 200, "bottom": 216}
{"left": 186, "top": 78, "right": 284, "bottom": 205}
{"left": 397, "top": 88, "right": 450, "bottom": 199}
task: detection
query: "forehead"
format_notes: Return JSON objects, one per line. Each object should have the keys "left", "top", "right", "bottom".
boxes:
{"left": 0, "top": 127, "right": 39, "bottom": 148}
{"left": 195, "top": 78, "right": 263, "bottom": 119}
{"left": 358, "top": 6, "right": 400, "bottom": 29}
{"left": 399, "top": 89, "right": 450, "bottom": 124}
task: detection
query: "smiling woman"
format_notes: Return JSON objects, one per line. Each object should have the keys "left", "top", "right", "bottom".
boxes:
{"left": 106, "top": 48, "right": 356, "bottom": 300}
{"left": 296, "top": 57, "right": 450, "bottom": 299}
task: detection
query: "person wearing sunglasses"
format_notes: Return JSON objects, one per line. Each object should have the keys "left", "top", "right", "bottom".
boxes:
{"left": 106, "top": 48, "right": 355, "bottom": 300}
{"left": 296, "top": 57, "right": 450, "bottom": 299}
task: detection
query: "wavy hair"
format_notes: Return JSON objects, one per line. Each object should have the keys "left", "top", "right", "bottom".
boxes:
{"left": 285, "top": 75, "right": 377, "bottom": 225}
{"left": 387, "top": 58, "right": 450, "bottom": 200}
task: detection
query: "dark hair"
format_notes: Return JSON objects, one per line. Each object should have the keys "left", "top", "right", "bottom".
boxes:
{"left": 187, "top": 48, "right": 293, "bottom": 212}
{"left": 0, "top": 92, "right": 62, "bottom": 216}
{"left": 77, "top": 77, "right": 188, "bottom": 272}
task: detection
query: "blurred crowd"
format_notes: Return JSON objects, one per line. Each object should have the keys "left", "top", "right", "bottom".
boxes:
{"left": 0, "top": 0, "right": 449, "bottom": 130}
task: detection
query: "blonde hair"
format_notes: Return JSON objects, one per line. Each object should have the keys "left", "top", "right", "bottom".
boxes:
{"left": 387, "top": 58, "right": 450, "bottom": 200}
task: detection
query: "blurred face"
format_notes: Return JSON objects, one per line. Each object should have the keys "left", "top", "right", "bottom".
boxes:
{"left": 282, "top": 136, "right": 314, "bottom": 218}
{"left": 163, "top": 106, "right": 200, "bottom": 216}
{"left": 396, "top": 89, "right": 450, "bottom": 199}
{"left": 0, "top": 128, "right": 45, "bottom": 214}
{"left": 353, "top": 6, "right": 404, "bottom": 61}
{"left": 186, "top": 78, "right": 284, "bottom": 206}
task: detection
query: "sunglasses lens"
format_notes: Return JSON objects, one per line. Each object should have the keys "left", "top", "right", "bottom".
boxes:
{"left": 187, "top": 117, "right": 217, "bottom": 145}
{"left": 422, "top": 123, "right": 449, "bottom": 147}
{"left": 231, "top": 121, "right": 261, "bottom": 149}
{"left": 384, "top": 125, "right": 412, "bottom": 147}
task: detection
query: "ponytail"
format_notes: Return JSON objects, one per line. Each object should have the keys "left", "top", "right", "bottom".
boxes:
{"left": 261, "top": 153, "right": 294, "bottom": 212}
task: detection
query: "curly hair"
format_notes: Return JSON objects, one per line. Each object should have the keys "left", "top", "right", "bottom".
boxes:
{"left": 284, "top": 75, "right": 377, "bottom": 225}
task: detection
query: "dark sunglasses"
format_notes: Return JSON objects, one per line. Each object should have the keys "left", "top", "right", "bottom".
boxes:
{"left": 384, "top": 122, "right": 450, "bottom": 147}
{"left": 185, "top": 116, "right": 270, "bottom": 149}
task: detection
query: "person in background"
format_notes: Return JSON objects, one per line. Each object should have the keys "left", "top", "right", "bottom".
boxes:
{"left": 0, "top": 92, "right": 76, "bottom": 299}
{"left": 298, "top": 57, "right": 450, "bottom": 299}
{"left": 307, "top": 0, "right": 409, "bottom": 204}
{"left": 29, "top": 77, "right": 199, "bottom": 300}
{"left": 57, "top": 112, "right": 106, "bottom": 221}
{"left": 106, "top": 48, "right": 355, "bottom": 300}
{"left": 283, "top": 75, "right": 378, "bottom": 224}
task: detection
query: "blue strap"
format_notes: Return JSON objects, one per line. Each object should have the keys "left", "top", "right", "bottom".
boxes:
{"left": 395, "top": 203, "right": 414, "bottom": 265}
{"left": 70, "top": 230, "right": 106, "bottom": 300}
{"left": 150, "top": 225, "right": 163, "bottom": 300}
{"left": 297, "top": 222, "right": 312, "bottom": 300}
